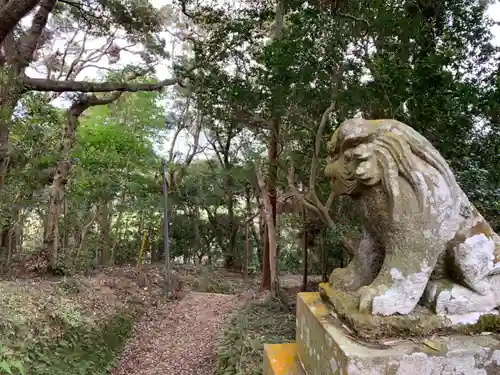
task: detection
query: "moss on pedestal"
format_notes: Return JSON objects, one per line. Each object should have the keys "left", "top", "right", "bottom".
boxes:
{"left": 319, "top": 283, "right": 448, "bottom": 341}
{"left": 319, "top": 282, "right": 500, "bottom": 341}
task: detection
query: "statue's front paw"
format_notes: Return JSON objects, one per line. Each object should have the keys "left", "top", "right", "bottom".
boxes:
{"left": 329, "top": 267, "right": 364, "bottom": 292}
{"left": 358, "top": 285, "right": 378, "bottom": 314}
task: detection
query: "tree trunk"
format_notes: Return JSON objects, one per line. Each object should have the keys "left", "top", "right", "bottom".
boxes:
{"left": 0, "top": 71, "right": 23, "bottom": 257}
{"left": 261, "top": 118, "right": 280, "bottom": 289}
{"left": 43, "top": 102, "right": 83, "bottom": 267}
{"left": 193, "top": 205, "right": 202, "bottom": 264}
{"left": 258, "top": 0, "right": 285, "bottom": 289}
{"left": 244, "top": 185, "right": 253, "bottom": 277}
{"left": 151, "top": 219, "right": 163, "bottom": 263}
{"left": 97, "top": 200, "right": 111, "bottom": 265}
{"left": 62, "top": 195, "right": 68, "bottom": 253}
{"left": 261, "top": 215, "right": 271, "bottom": 289}
{"left": 43, "top": 94, "right": 121, "bottom": 270}
{"left": 0, "top": 213, "right": 18, "bottom": 272}
{"left": 0, "top": 72, "right": 21, "bottom": 189}
{"left": 76, "top": 208, "right": 97, "bottom": 254}
{"left": 302, "top": 209, "right": 308, "bottom": 292}
{"left": 244, "top": 222, "right": 249, "bottom": 280}
{"left": 256, "top": 201, "right": 263, "bottom": 270}
{"left": 225, "top": 172, "right": 240, "bottom": 271}
{"left": 256, "top": 166, "right": 278, "bottom": 296}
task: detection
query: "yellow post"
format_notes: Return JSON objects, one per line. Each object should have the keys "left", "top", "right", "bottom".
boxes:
{"left": 137, "top": 230, "right": 147, "bottom": 267}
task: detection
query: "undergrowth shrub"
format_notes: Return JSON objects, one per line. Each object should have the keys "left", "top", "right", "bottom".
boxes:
{"left": 215, "top": 295, "right": 295, "bottom": 375}
{"left": 0, "top": 343, "right": 24, "bottom": 375}
{"left": 0, "top": 278, "right": 139, "bottom": 375}
{"left": 24, "top": 312, "right": 134, "bottom": 375}
{"left": 191, "top": 268, "right": 236, "bottom": 294}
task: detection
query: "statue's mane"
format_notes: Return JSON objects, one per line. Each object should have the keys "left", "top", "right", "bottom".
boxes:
{"left": 331, "top": 119, "right": 461, "bottom": 220}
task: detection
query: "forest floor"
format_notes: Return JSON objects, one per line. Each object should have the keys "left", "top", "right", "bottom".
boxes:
{"left": 0, "top": 264, "right": 320, "bottom": 375}
{"left": 110, "top": 292, "right": 238, "bottom": 375}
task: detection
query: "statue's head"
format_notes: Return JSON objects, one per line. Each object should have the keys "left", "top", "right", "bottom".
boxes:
{"left": 324, "top": 118, "right": 459, "bottom": 217}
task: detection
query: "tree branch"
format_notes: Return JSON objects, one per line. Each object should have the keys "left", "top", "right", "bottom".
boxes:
{"left": 68, "top": 70, "right": 145, "bottom": 117}
{"left": 167, "top": 126, "right": 184, "bottom": 164}
{"left": 183, "top": 106, "right": 202, "bottom": 166}
{"left": 57, "top": 0, "right": 100, "bottom": 26}
{"left": 305, "top": 62, "right": 345, "bottom": 226}
{"left": 287, "top": 161, "right": 324, "bottom": 220}
{"left": 83, "top": 92, "right": 124, "bottom": 108}
{"left": 168, "top": 97, "right": 192, "bottom": 163}
{"left": 17, "top": 0, "right": 57, "bottom": 65}
{"left": 0, "top": 0, "right": 40, "bottom": 46}
{"left": 336, "top": 11, "right": 370, "bottom": 30}
{"left": 23, "top": 76, "right": 181, "bottom": 93}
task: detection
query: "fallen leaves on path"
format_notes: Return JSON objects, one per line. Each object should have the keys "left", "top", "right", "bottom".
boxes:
{"left": 110, "top": 292, "right": 238, "bottom": 375}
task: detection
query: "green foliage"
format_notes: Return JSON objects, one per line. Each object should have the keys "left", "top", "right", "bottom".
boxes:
{"left": 0, "top": 278, "right": 136, "bottom": 375}
{"left": 24, "top": 312, "right": 133, "bottom": 375}
{"left": 2, "top": 0, "right": 500, "bottom": 321}
{"left": 0, "top": 344, "right": 24, "bottom": 375}
{"left": 215, "top": 297, "right": 295, "bottom": 375}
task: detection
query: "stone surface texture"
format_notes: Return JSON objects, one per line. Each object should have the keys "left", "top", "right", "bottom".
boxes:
{"left": 296, "top": 292, "right": 500, "bottom": 375}
{"left": 324, "top": 118, "right": 500, "bottom": 318}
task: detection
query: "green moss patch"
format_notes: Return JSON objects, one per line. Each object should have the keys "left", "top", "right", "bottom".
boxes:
{"left": 319, "top": 283, "right": 448, "bottom": 341}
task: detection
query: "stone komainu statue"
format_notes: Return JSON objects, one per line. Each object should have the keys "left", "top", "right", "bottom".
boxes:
{"left": 325, "top": 118, "right": 500, "bottom": 317}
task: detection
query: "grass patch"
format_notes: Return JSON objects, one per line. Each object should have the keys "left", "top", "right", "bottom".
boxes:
{"left": 0, "top": 269, "right": 160, "bottom": 375}
{"left": 215, "top": 292, "right": 296, "bottom": 375}
{"left": 23, "top": 312, "right": 134, "bottom": 375}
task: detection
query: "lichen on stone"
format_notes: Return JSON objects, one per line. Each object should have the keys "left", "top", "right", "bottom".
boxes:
{"left": 323, "top": 118, "right": 500, "bottom": 325}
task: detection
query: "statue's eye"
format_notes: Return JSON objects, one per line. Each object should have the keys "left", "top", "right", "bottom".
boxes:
{"left": 344, "top": 150, "right": 354, "bottom": 161}
{"left": 352, "top": 144, "right": 371, "bottom": 161}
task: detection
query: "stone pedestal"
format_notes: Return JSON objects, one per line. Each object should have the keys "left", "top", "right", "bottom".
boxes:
{"left": 264, "top": 289, "right": 500, "bottom": 375}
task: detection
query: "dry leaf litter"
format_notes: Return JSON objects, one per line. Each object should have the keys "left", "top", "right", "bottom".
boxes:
{"left": 111, "top": 291, "right": 237, "bottom": 375}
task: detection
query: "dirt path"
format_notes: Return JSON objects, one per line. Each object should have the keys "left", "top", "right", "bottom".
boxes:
{"left": 111, "top": 292, "right": 238, "bottom": 375}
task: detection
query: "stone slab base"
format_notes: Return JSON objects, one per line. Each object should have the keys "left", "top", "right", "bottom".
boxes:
{"left": 264, "top": 343, "right": 306, "bottom": 375}
{"left": 296, "top": 292, "right": 500, "bottom": 375}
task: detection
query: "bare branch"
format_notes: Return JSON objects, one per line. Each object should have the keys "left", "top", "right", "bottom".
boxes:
{"left": 184, "top": 106, "right": 202, "bottom": 166}
{"left": 304, "top": 62, "right": 345, "bottom": 226}
{"left": 167, "top": 96, "right": 192, "bottom": 163}
{"left": 179, "top": 0, "right": 193, "bottom": 19}
{"left": 81, "top": 91, "right": 124, "bottom": 109}
{"left": 54, "top": 27, "right": 81, "bottom": 80}
{"left": 336, "top": 11, "right": 370, "bottom": 30}
{"left": 287, "top": 161, "right": 323, "bottom": 220}
{"left": 64, "top": 30, "right": 92, "bottom": 80}
{"left": 57, "top": 0, "right": 100, "bottom": 27}
{"left": 168, "top": 126, "right": 184, "bottom": 164}
{"left": 67, "top": 69, "right": 145, "bottom": 118}
{"left": 62, "top": 31, "right": 122, "bottom": 82}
